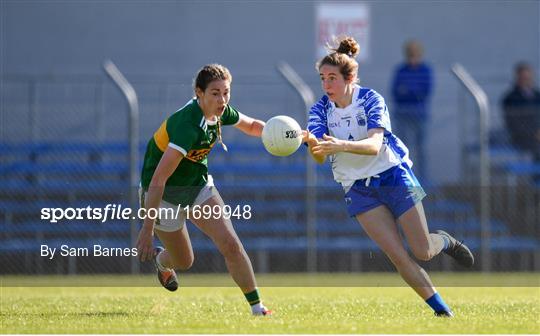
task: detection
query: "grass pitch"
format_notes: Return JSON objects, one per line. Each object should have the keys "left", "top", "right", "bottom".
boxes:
{"left": 1, "top": 273, "right": 539, "bottom": 334}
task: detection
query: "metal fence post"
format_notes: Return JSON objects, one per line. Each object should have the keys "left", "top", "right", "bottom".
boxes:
{"left": 103, "top": 60, "right": 140, "bottom": 274}
{"left": 277, "top": 62, "right": 317, "bottom": 273}
{"left": 451, "top": 64, "right": 491, "bottom": 272}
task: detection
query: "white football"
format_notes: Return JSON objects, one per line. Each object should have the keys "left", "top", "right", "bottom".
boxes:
{"left": 261, "top": 115, "right": 303, "bottom": 157}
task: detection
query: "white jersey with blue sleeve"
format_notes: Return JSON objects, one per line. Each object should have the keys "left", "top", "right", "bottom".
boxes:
{"left": 308, "top": 85, "right": 412, "bottom": 191}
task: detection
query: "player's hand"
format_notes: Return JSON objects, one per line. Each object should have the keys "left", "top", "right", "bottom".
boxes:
{"left": 301, "top": 130, "right": 309, "bottom": 143}
{"left": 312, "top": 134, "right": 344, "bottom": 155}
{"left": 136, "top": 223, "right": 154, "bottom": 262}
{"left": 302, "top": 130, "right": 319, "bottom": 146}
{"left": 301, "top": 130, "right": 309, "bottom": 142}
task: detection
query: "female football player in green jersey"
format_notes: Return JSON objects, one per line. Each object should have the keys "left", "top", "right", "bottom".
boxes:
{"left": 137, "top": 64, "right": 271, "bottom": 316}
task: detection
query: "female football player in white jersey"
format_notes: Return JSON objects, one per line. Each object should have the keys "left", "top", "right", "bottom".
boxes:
{"left": 136, "top": 64, "right": 271, "bottom": 315}
{"left": 305, "top": 36, "right": 474, "bottom": 317}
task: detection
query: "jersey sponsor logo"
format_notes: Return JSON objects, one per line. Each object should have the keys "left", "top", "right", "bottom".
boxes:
{"left": 329, "top": 121, "right": 341, "bottom": 128}
{"left": 185, "top": 148, "right": 212, "bottom": 162}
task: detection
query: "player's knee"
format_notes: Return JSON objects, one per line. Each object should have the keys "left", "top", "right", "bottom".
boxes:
{"left": 169, "top": 251, "right": 194, "bottom": 271}
{"left": 411, "top": 247, "right": 434, "bottom": 261}
{"left": 219, "top": 237, "right": 244, "bottom": 259}
{"left": 175, "top": 254, "right": 194, "bottom": 271}
{"left": 386, "top": 249, "right": 412, "bottom": 268}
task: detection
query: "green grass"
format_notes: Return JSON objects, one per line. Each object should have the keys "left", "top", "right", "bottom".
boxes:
{"left": 1, "top": 273, "right": 539, "bottom": 334}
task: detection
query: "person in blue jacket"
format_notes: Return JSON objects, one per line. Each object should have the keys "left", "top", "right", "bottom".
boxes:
{"left": 391, "top": 40, "right": 433, "bottom": 182}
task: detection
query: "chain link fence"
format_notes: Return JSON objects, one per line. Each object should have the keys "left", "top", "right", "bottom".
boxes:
{"left": 1, "top": 73, "right": 538, "bottom": 282}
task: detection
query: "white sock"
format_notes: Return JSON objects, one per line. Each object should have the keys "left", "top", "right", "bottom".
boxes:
{"left": 155, "top": 251, "right": 170, "bottom": 272}
{"left": 251, "top": 302, "right": 264, "bottom": 314}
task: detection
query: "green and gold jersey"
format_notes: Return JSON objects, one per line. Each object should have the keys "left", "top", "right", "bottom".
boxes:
{"left": 141, "top": 99, "right": 240, "bottom": 206}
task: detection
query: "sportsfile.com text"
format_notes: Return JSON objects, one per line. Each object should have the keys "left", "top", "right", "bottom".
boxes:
{"left": 40, "top": 204, "right": 252, "bottom": 223}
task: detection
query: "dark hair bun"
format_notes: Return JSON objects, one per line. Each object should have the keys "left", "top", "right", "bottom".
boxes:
{"left": 335, "top": 36, "right": 360, "bottom": 58}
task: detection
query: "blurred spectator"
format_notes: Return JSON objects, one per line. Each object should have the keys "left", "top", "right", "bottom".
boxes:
{"left": 501, "top": 62, "right": 540, "bottom": 167}
{"left": 391, "top": 40, "right": 433, "bottom": 182}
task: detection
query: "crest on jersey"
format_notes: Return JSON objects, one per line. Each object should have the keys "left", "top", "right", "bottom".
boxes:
{"left": 208, "top": 130, "right": 216, "bottom": 143}
{"left": 355, "top": 111, "right": 366, "bottom": 126}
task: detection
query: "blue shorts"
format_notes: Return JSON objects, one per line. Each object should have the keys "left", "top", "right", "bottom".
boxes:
{"left": 344, "top": 163, "right": 426, "bottom": 219}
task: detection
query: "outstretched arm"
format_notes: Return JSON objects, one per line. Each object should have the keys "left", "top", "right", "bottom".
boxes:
{"left": 234, "top": 113, "right": 265, "bottom": 137}
{"left": 311, "top": 128, "right": 384, "bottom": 156}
